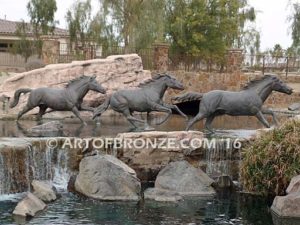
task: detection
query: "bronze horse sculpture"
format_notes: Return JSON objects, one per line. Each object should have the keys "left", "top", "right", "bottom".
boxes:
{"left": 10, "top": 75, "right": 106, "bottom": 124}
{"left": 93, "top": 73, "right": 188, "bottom": 129}
{"left": 173, "top": 74, "right": 293, "bottom": 132}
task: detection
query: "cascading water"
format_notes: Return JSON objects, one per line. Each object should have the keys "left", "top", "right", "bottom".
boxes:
{"left": 0, "top": 138, "right": 73, "bottom": 195}
{"left": 52, "top": 149, "right": 71, "bottom": 191}
{"left": 205, "top": 137, "right": 242, "bottom": 180}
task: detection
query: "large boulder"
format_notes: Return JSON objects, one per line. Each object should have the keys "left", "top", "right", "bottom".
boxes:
{"left": 0, "top": 54, "right": 151, "bottom": 117}
{"left": 153, "top": 161, "right": 215, "bottom": 197}
{"left": 271, "top": 175, "right": 300, "bottom": 218}
{"left": 32, "top": 180, "right": 57, "bottom": 202}
{"left": 286, "top": 175, "right": 300, "bottom": 194}
{"left": 13, "top": 192, "right": 46, "bottom": 217}
{"left": 271, "top": 194, "right": 300, "bottom": 218}
{"left": 116, "top": 131, "right": 205, "bottom": 181}
{"left": 75, "top": 154, "right": 141, "bottom": 201}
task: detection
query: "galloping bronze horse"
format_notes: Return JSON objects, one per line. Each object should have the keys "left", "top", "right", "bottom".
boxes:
{"left": 93, "top": 73, "right": 187, "bottom": 129}
{"left": 10, "top": 75, "right": 106, "bottom": 124}
{"left": 173, "top": 74, "right": 293, "bottom": 132}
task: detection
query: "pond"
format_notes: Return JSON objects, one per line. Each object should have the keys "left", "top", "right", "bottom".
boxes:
{"left": 0, "top": 113, "right": 292, "bottom": 138}
{"left": 0, "top": 189, "right": 274, "bottom": 225}
{"left": 0, "top": 113, "right": 295, "bottom": 225}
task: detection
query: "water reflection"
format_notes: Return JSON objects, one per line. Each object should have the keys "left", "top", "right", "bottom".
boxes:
{"left": 0, "top": 190, "right": 275, "bottom": 225}
{"left": 0, "top": 114, "right": 291, "bottom": 138}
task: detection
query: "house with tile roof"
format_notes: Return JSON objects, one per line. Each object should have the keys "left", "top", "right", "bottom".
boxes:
{"left": 0, "top": 19, "right": 69, "bottom": 52}
{"left": 0, "top": 19, "right": 71, "bottom": 71}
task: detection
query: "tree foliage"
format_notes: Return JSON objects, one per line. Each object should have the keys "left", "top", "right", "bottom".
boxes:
{"left": 64, "top": 0, "right": 258, "bottom": 59}
{"left": 66, "top": 0, "right": 93, "bottom": 47}
{"left": 165, "top": 0, "right": 256, "bottom": 58}
{"left": 10, "top": 21, "right": 35, "bottom": 62}
{"left": 27, "top": 0, "right": 57, "bottom": 37}
{"left": 288, "top": 2, "right": 300, "bottom": 53}
{"left": 13, "top": 0, "right": 57, "bottom": 59}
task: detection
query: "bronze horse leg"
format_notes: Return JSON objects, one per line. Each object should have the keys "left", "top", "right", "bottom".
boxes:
{"left": 122, "top": 109, "right": 145, "bottom": 128}
{"left": 255, "top": 111, "right": 271, "bottom": 128}
{"left": 261, "top": 108, "right": 279, "bottom": 126}
{"left": 204, "top": 115, "right": 216, "bottom": 133}
{"left": 17, "top": 105, "right": 35, "bottom": 120}
{"left": 71, "top": 107, "right": 87, "bottom": 125}
{"left": 164, "top": 103, "right": 188, "bottom": 120}
{"left": 37, "top": 105, "right": 48, "bottom": 120}
{"left": 186, "top": 112, "right": 206, "bottom": 131}
{"left": 149, "top": 102, "right": 172, "bottom": 125}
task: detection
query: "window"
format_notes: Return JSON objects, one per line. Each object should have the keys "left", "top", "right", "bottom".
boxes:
{"left": 0, "top": 43, "right": 8, "bottom": 52}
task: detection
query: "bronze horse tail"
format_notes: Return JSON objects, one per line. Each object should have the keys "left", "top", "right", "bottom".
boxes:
{"left": 172, "top": 92, "right": 203, "bottom": 103}
{"left": 9, "top": 88, "right": 32, "bottom": 108}
{"left": 93, "top": 96, "right": 111, "bottom": 119}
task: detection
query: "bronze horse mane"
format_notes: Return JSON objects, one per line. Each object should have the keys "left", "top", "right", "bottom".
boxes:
{"left": 65, "top": 75, "right": 94, "bottom": 88}
{"left": 242, "top": 75, "right": 275, "bottom": 90}
{"left": 138, "top": 73, "right": 173, "bottom": 88}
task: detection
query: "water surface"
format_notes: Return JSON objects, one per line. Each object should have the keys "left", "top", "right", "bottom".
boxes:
{"left": 0, "top": 190, "right": 274, "bottom": 225}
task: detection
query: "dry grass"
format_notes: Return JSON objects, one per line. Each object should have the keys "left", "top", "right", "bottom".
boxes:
{"left": 241, "top": 119, "right": 300, "bottom": 196}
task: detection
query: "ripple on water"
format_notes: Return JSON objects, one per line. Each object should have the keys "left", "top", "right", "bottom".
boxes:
{"left": 0, "top": 191, "right": 274, "bottom": 225}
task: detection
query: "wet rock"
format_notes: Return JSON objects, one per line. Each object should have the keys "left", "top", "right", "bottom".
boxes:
{"left": 144, "top": 188, "right": 182, "bottom": 202}
{"left": 271, "top": 194, "right": 300, "bottom": 218}
{"left": 13, "top": 192, "right": 46, "bottom": 217}
{"left": 116, "top": 131, "right": 205, "bottom": 181}
{"left": 271, "top": 175, "right": 300, "bottom": 218}
{"left": 74, "top": 155, "right": 141, "bottom": 201}
{"left": 67, "top": 175, "right": 77, "bottom": 193}
{"left": 32, "top": 180, "right": 57, "bottom": 202}
{"left": 27, "top": 121, "right": 63, "bottom": 136}
{"left": 214, "top": 175, "right": 234, "bottom": 189}
{"left": 155, "top": 161, "right": 215, "bottom": 196}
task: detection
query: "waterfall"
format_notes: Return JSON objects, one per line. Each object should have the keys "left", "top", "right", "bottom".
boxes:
{"left": 205, "top": 138, "right": 241, "bottom": 180}
{"left": 0, "top": 139, "right": 73, "bottom": 195}
{"left": 52, "top": 149, "right": 71, "bottom": 191}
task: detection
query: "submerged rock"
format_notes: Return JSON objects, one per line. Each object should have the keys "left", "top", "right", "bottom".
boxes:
{"left": 271, "top": 175, "right": 300, "bottom": 218}
{"left": 27, "top": 121, "right": 64, "bottom": 136}
{"left": 32, "top": 180, "right": 57, "bottom": 202}
{"left": 13, "top": 192, "right": 46, "bottom": 217}
{"left": 214, "top": 175, "right": 234, "bottom": 189}
{"left": 155, "top": 161, "right": 215, "bottom": 197}
{"left": 75, "top": 154, "right": 141, "bottom": 201}
{"left": 144, "top": 188, "right": 182, "bottom": 202}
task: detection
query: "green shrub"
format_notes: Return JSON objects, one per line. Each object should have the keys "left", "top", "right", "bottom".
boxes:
{"left": 241, "top": 119, "right": 300, "bottom": 196}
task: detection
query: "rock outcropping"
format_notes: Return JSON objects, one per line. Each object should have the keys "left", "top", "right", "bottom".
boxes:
{"left": 75, "top": 154, "right": 141, "bottom": 201}
{"left": 0, "top": 54, "right": 151, "bottom": 117}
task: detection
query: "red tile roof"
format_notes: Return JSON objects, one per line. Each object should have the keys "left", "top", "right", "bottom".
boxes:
{"left": 0, "top": 19, "right": 69, "bottom": 37}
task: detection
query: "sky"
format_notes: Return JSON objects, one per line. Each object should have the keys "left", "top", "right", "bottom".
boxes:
{"left": 0, "top": 0, "right": 296, "bottom": 51}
